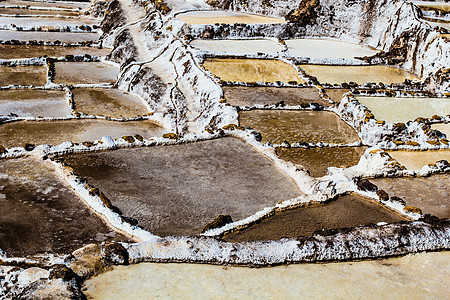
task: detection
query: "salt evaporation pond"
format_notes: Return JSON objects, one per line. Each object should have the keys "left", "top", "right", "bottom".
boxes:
{"left": 0, "top": 157, "right": 128, "bottom": 257}
{"left": 239, "top": 110, "right": 361, "bottom": 144}
{"left": 176, "top": 10, "right": 286, "bottom": 25}
{"left": 387, "top": 150, "right": 450, "bottom": 170}
{"left": 190, "top": 39, "right": 282, "bottom": 54}
{"left": 275, "top": 147, "right": 367, "bottom": 177}
{"left": 0, "top": 119, "right": 165, "bottom": 148}
{"left": 204, "top": 58, "right": 304, "bottom": 83}
{"left": 432, "top": 123, "right": 450, "bottom": 138}
{"left": 72, "top": 88, "right": 149, "bottom": 118}
{"left": 0, "top": 30, "right": 99, "bottom": 42}
{"left": 63, "top": 137, "right": 302, "bottom": 237}
{"left": 2, "top": 0, "right": 89, "bottom": 10}
{"left": 54, "top": 62, "right": 119, "bottom": 85}
{"left": 285, "top": 39, "right": 379, "bottom": 59}
{"left": 0, "top": 89, "right": 70, "bottom": 118}
{"left": 324, "top": 88, "right": 351, "bottom": 103}
{"left": 0, "top": 44, "right": 110, "bottom": 59}
{"left": 225, "top": 194, "right": 405, "bottom": 242}
{"left": 223, "top": 86, "right": 330, "bottom": 107}
{"left": 413, "top": 1, "right": 450, "bottom": 13}
{"left": 371, "top": 174, "right": 449, "bottom": 218}
{"left": 0, "top": 7, "right": 80, "bottom": 16}
{"left": 0, "top": 16, "right": 98, "bottom": 28}
{"left": 83, "top": 251, "right": 449, "bottom": 299}
{"left": 0, "top": 65, "right": 47, "bottom": 86}
{"left": 300, "top": 65, "right": 420, "bottom": 85}
{"left": 356, "top": 96, "right": 450, "bottom": 123}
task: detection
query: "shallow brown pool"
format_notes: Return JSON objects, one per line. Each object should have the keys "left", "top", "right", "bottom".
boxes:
{"left": 223, "top": 86, "right": 329, "bottom": 107}
{"left": 0, "top": 119, "right": 165, "bottom": 148}
{"left": 62, "top": 137, "right": 302, "bottom": 237}
{"left": 73, "top": 88, "right": 149, "bottom": 118}
{"left": 300, "top": 65, "right": 420, "bottom": 85}
{"left": 371, "top": 174, "right": 450, "bottom": 218}
{"left": 275, "top": 147, "right": 367, "bottom": 177}
{"left": 0, "top": 157, "right": 128, "bottom": 257}
{"left": 203, "top": 58, "right": 304, "bottom": 83}
{"left": 0, "top": 89, "right": 70, "bottom": 118}
{"left": 239, "top": 110, "right": 361, "bottom": 144}
{"left": 324, "top": 88, "right": 351, "bottom": 103}
{"left": 54, "top": 62, "right": 119, "bottom": 85}
{"left": 224, "top": 194, "right": 406, "bottom": 242}
{"left": 0, "top": 65, "right": 47, "bottom": 86}
{"left": 0, "top": 44, "right": 110, "bottom": 59}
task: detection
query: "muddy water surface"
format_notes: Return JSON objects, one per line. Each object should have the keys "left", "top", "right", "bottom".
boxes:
{"left": 0, "top": 44, "right": 110, "bottom": 59}
{"left": 0, "top": 119, "right": 165, "bottom": 148}
{"left": 73, "top": 88, "right": 149, "bottom": 118}
{"left": 223, "top": 86, "right": 329, "bottom": 107}
{"left": 357, "top": 96, "right": 450, "bottom": 123}
{"left": 0, "top": 65, "right": 47, "bottom": 86}
{"left": 0, "top": 158, "right": 128, "bottom": 257}
{"left": 225, "top": 194, "right": 405, "bottom": 242}
{"left": 239, "top": 110, "right": 360, "bottom": 144}
{"left": 300, "top": 65, "right": 420, "bottom": 85}
{"left": 371, "top": 174, "right": 449, "bottom": 218}
{"left": 0, "top": 89, "right": 70, "bottom": 117}
{"left": 176, "top": 10, "right": 286, "bottom": 25}
{"left": 63, "top": 138, "right": 302, "bottom": 237}
{"left": 54, "top": 62, "right": 118, "bottom": 85}
{"left": 203, "top": 58, "right": 304, "bottom": 83}
{"left": 275, "top": 147, "right": 367, "bottom": 177}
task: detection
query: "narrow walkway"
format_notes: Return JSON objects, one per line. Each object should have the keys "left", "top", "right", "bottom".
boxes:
{"left": 116, "top": 0, "right": 203, "bottom": 133}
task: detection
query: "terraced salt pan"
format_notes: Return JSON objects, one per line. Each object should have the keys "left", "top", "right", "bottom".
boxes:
{"left": 356, "top": 96, "right": 450, "bottom": 123}
{"left": 285, "top": 39, "right": 379, "bottom": 59}
{"left": 2, "top": 0, "right": 89, "bottom": 10}
{"left": 54, "top": 62, "right": 119, "bottom": 85}
{"left": 176, "top": 10, "right": 286, "bottom": 25}
{"left": 72, "top": 88, "right": 149, "bottom": 118}
{"left": 0, "top": 7, "right": 80, "bottom": 16}
{"left": 165, "top": 0, "right": 209, "bottom": 12}
{"left": 190, "top": 39, "right": 282, "bottom": 54}
{"left": 300, "top": 65, "right": 420, "bottom": 85}
{"left": 432, "top": 123, "right": 450, "bottom": 138}
{"left": 0, "top": 157, "right": 128, "bottom": 257}
{"left": 223, "top": 86, "right": 330, "bottom": 107}
{"left": 204, "top": 58, "right": 304, "bottom": 83}
{"left": 0, "top": 119, "right": 165, "bottom": 148}
{"left": 239, "top": 110, "right": 361, "bottom": 144}
{"left": 0, "top": 65, "right": 47, "bottom": 86}
{"left": 387, "top": 150, "right": 450, "bottom": 170}
{"left": 275, "top": 147, "right": 367, "bottom": 177}
{"left": 324, "top": 88, "right": 351, "bottom": 103}
{"left": 83, "top": 252, "right": 450, "bottom": 299}
{"left": 0, "top": 16, "right": 98, "bottom": 27}
{"left": 63, "top": 138, "right": 302, "bottom": 237}
{"left": 0, "top": 44, "right": 110, "bottom": 59}
{"left": 0, "top": 89, "right": 70, "bottom": 117}
{"left": 225, "top": 194, "right": 405, "bottom": 242}
{"left": 413, "top": 1, "right": 450, "bottom": 13}
{"left": 371, "top": 174, "right": 449, "bottom": 218}
{"left": 0, "top": 29, "right": 99, "bottom": 42}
